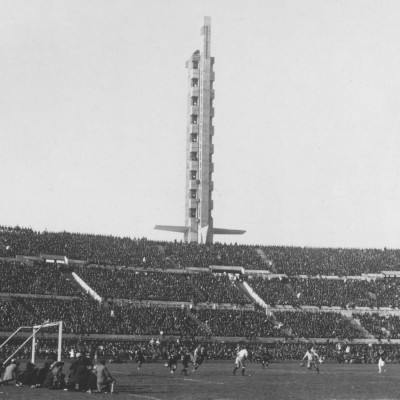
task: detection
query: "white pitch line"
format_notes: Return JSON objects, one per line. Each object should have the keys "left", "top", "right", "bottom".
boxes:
{"left": 266, "top": 368, "right": 320, "bottom": 374}
{"left": 127, "top": 394, "right": 163, "bottom": 400}
{"left": 175, "top": 377, "right": 224, "bottom": 385}
{"left": 267, "top": 367, "right": 386, "bottom": 376}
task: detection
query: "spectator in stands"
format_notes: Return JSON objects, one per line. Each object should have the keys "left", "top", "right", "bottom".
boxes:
{"left": 273, "top": 311, "right": 364, "bottom": 339}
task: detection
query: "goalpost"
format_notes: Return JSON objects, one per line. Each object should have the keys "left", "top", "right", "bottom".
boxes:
{"left": 0, "top": 320, "right": 63, "bottom": 366}
{"left": 31, "top": 320, "right": 63, "bottom": 364}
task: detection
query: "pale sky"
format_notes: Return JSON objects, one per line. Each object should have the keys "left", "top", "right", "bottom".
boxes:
{"left": 1, "top": 0, "right": 400, "bottom": 249}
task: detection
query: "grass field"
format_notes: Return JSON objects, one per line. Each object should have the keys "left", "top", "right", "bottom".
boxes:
{"left": 1, "top": 360, "right": 399, "bottom": 400}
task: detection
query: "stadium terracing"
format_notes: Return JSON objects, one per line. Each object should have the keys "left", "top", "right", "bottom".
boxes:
{"left": 1, "top": 224, "right": 400, "bottom": 352}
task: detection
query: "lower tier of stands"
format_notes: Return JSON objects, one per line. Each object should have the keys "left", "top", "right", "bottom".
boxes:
{"left": 2, "top": 295, "right": 400, "bottom": 340}
{"left": 1, "top": 337, "right": 400, "bottom": 364}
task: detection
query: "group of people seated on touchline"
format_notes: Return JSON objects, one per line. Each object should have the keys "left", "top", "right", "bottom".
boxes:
{"left": 0, "top": 353, "right": 115, "bottom": 393}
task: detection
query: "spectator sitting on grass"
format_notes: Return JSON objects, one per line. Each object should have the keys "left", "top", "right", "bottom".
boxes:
{"left": 17, "top": 361, "right": 37, "bottom": 387}
{"left": 36, "top": 361, "right": 51, "bottom": 387}
{"left": 0, "top": 359, "right": 19, "bottom": 385}
{"left": 95, "top": 358, "right": 115, "bottom": 393}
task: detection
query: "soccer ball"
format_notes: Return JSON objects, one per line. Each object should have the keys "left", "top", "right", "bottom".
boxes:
{"left": 300, "top": 362, "right": 305, "bottom": 367}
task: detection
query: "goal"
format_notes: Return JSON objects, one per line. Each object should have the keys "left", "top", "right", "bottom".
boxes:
{"left": 0, "top": 320, "right": 63, "bottom": 365}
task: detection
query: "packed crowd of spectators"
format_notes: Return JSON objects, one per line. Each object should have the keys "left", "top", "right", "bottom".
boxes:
{"left": 1, "top": 295, "right": 370, "bottom": 339}
{"left": 273, "top": 311, "right": 365, "bottom": 339}
{"left": 4, "top": 253, "right": 400, "bottom": 311}
{"left": 192, "top": 309, "right": 280, "bottom": 338}
{"left": 3, "top": 337, "right": 400, "bottom": 365}
{"left": 163, "top": 241, "right": 266, "bottom": 270}
{"left": 3, "top": 225, "right": 400, "bottom": 275}
{"left": 190, "top": 273, "right": 249, "bottom": 305}
{"left": 1, "top": 263, "right": 400, "bottom": 339}
{"left": 0, "top": 298, "right": 207, "bottom": 337}
{"left": 245, "top": 276, "right": 400, "bottom": 309}
{"left": 245, "top": 276, "right": 296, "bottom": 307}
{"left": 0, "top": 226, "right": 165, "bottom": 268}
{"left": 0, "top": 260, "right": 81, "bottom": 297}
{"left": 255, "top": 341, "right": 400, "bottom": 364}
{"left": 75, "top": 266, "right": 200, "bottom": 302}
{"left": 75, "top": 267, "right": 250, "bottom": 305}
{"left": 353, "top": 313, "right": 400, "bottom": 339}
{"left": 111, "top": 303, "right": 207, "bottom": 337}
{"left": 4, "top": 225, "right": 400, "bottom": 343}
{"left": 261, "top": 245, "right": 400, "bottom": 276}
{"left": 0, "top": 298, "right": 33, "bottom": 331}
{"left": 0, "top": 225, "right": 267, "bottom": 270}
{"left": 0, "top": 297, "right": 111, "bottom": 334}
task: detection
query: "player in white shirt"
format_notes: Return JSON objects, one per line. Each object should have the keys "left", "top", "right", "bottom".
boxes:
{"left": 301, "top": 346, "right": 320, "bottom": 373}
{"left": 192, "top": 345, "right": 207, "bottom": 373}
{"left": 377, "top": 347, "right": 387, "bottom": 373}
{"left": 233, "top": 347, "right": 249, "bottom": 376}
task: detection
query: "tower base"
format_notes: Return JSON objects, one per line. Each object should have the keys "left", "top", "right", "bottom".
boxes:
{"left": 154, "top": 225, "right": 245, "bottom": 244}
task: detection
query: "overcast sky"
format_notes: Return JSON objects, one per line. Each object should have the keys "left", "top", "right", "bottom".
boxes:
{"left": 1, "top": 0, "right": 400, "bottom": 249}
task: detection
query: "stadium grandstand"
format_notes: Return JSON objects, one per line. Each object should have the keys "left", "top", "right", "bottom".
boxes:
{"left": 2, "top": 224, "right": 400, "bottom": 367}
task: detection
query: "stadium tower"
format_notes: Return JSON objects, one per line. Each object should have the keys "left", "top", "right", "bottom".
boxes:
{"left": 155, "top": 17, "right": 245, "bottom": 244}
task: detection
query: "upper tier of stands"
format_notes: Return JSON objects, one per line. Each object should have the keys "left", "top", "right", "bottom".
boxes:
{"left": 2, "top": 225, "right": 400, "bottom": 275}
{"left": 163, "top": 241, "right": 265, "bottom": 269}
{"left": 260, "top": 245, "right": 400, "bottom": 276}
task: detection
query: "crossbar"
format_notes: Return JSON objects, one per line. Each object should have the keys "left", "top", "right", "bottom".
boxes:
{"left": 1, "top": 320, "right": 50, "bottom": 366}
{"left": 0, "top": 326, "right": 31, "bottom": 351}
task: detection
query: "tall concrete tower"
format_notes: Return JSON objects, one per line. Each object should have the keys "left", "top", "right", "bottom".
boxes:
{"left": 184, "top": 16, "right": 214, "bottom": 243}
{"left": 155, "top": 17, "right": 245, "bottom": 244}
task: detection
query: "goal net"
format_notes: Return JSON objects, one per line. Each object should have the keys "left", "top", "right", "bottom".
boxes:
{"left": 0, "top": 320, "right": 63, "bottom": 365}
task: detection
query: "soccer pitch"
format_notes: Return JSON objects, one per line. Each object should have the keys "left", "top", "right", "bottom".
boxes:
{"left": 1, "top": 361, "right": 398, "bottom": 400}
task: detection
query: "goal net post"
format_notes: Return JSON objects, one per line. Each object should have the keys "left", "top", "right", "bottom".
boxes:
{"left": 31, "top": 321, "right": 63, "bottom": 364}
{"left": 0, "top": 320, "right": 63, "bottom": 366}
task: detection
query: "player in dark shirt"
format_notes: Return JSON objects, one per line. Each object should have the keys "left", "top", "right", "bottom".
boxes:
{"left": 261, "top": 349, "right": 271, "bottom": 369}
{"left": 180, "top": 348, "right": 191, "bottom": 376}
{"left": 135, "top": 347, "right": 145, "bottom": 371}
{"left": 167, "top": 351, "right": 180, "bottom": 375}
